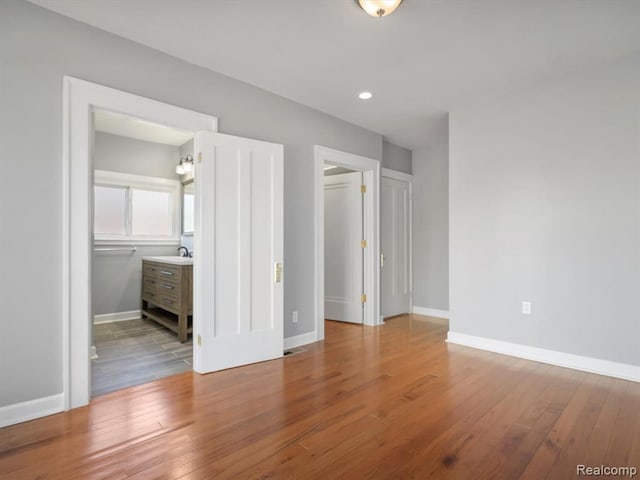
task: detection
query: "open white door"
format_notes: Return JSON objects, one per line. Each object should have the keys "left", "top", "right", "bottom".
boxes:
{"left": 193, "top": 131, "right": 283, "bottom": 373}
{"left": 381, "top": 176, "right": 411, "bottom": 317}
{"left": 324, "top": 172, "right": 363, "bottom": 324}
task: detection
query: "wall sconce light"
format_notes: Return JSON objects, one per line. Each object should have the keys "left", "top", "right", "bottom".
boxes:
{"left": 357, "top": 0, "right": 403, "bottom": 18}
{"left": 176, "top": 154, "right": 194, "bottom": 175}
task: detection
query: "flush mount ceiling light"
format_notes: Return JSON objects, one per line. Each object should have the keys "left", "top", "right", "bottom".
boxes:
{"left": 176, "top": 154, "right": 194, "bottom": 175}
{"left": 357, "top": 0, "right": 403, "bottom": 18}
{"left": 358, "top": 91, "right": 373, "bottom": 100}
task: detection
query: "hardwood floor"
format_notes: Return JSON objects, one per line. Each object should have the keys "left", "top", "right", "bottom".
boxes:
{"left": 92, "top": 318, "right": 192, "bottom": 397}
{"left": 1, "top": 315, "right": 639, "bottom": 479}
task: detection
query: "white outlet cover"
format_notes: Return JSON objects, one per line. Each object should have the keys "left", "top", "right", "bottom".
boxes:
{"left": 522, "top": 301, "right": 532, "bottom": 315}
{"left": 292, "top": 311, "right": 299, "bottom": 323}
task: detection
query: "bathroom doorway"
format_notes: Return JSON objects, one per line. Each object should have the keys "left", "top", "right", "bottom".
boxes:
{"left": 64, "top": 77, "right": 284, "bottom": 410}
{"left": 90, "top": 109, "right": 196, "bottom": 397}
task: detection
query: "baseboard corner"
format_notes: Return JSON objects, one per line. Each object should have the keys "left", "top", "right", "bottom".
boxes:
{"left": 284, "top": 331, "right": 318, "bottom": 350}
{"left": 0, "top": 393, "right": 65, "bottom": 428}
{"left": 412, "top": 306, "right": 450, "bottom": 322}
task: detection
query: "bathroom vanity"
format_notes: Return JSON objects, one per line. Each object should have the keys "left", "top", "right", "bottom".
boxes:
{"left": 141, "top": 257, "right": 193, "bottom": 342}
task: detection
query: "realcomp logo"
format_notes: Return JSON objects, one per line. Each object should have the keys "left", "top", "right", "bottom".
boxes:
{"left": 577, "top": 465, "right": 638, "bottom": 477}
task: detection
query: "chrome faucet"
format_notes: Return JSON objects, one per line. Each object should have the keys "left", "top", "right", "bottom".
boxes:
{"left": 177, "top": 246, "right": 189, "bottom": 257}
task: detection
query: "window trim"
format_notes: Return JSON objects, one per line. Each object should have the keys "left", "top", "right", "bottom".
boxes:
{"left": 94, "top": 170, "right": 181, "bottom": 245}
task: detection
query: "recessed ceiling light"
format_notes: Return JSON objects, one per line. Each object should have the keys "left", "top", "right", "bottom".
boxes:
{"left": 358, "top": 91, "right": 373, "bottom": 100}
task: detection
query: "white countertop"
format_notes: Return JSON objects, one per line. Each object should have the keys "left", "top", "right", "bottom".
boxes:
{"left": 142, "top": 256, "right": 193, "bottom": 265}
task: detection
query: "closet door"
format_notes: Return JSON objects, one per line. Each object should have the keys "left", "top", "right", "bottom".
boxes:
{"left": 324, "top": 172, "right": 364, "bottom": 324}
{"left": 192, "top": 131, "right": 283, "bottom": 373}
{"left": 381, "top": 175, "right": 411, "bottom": 318}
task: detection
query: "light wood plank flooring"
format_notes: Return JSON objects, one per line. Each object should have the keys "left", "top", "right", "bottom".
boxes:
{"left": 92, "top": 319, "right": 192, "bottom": 397}
{"left": 2, "top": 315, "right": 640, "bottom": 479}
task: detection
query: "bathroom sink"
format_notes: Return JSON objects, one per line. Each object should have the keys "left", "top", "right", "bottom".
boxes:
{"left": 142, "top": 256, "right": 193, "bottom": 265}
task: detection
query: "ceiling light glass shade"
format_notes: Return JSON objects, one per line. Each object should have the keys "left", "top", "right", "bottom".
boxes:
{"left": 182, "top": 161, "right": 193, "bottom": 173}
{"left": 358, "top": 91, "right": 373, "bottom": 100}
{"left": 358, "top": 0, "right": 403, "bottom": 18}
{"left": 176, "top": 162, "right": 185, "bottom": 175}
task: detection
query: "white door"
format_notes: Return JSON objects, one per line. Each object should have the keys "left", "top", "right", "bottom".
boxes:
{"left": 193, "top": 131, "right": 283, "bottom": 373}
{"left": 381, "top": 176, "right": 411, "bottom": 317}
{"left": 324, "top": 172, "right": 363, "bottom": 324}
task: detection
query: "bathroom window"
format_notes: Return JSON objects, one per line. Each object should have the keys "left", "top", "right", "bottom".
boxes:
{"left": 94, "top": 170, "right": 180, "bottom": 245}
{"left": 182, "top": 181, "right": 195, "bottom": 234}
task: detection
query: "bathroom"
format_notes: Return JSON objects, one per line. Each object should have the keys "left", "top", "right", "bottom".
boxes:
{"left": 91, "top": 110, "right": 195, "bottom": 397}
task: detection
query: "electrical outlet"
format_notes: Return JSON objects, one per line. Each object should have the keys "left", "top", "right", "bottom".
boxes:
{"left": 292, "top": 311, "right": 299, "bottom": 324}
{"left": 522, "top": 301, "right": 532, "bottom": 315}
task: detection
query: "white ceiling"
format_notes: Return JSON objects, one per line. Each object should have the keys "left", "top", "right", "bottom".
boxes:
{"left": 94, "top": 110, "right": 193, "bottom": 146}
{"left": 29, "top": 0, "right": 640, "bottom": 150}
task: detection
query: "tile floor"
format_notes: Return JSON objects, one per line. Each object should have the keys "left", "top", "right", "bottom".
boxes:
{"left": 91, "top": 318, "right": 192, "bottom": 397}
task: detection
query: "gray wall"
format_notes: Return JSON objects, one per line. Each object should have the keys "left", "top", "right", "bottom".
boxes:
{"left": 94, "top": 131, "right": 179, "bottom": 178}
{"left": 449, "top": 52, "right": 640, "bottom": 366}
{"left": 0, "top": 0, "right": 382, "bottom": 408}
{"left": 92, "top": 132, "right": 180, "bottom": 317}
{"left": 412, "top": 141, "right": 449, "bottom": 311}
{"left": 383, "top": 140, "right": 412, "bottom": 174}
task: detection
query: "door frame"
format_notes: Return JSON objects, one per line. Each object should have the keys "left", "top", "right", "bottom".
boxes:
{"left": 62, "top": 76, "right": 218, "bottom": 410}
{"left": 314, "top": 145, "right": 381, "bottom": 341}
{"left": 381, "top": 168, "right": 414, "bottom": 317}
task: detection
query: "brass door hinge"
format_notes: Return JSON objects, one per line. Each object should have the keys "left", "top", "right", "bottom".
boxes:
{"left": 198, "top": 152, "right": 202, "bottom": 163}
{"left": 274, "top": 262, "right": 283, "bottom": 283}
{"left": 361, "top": 239, "right": 367, "bottom": 248}
{"left": 361, "top": 294, "right": 367, "bottom": 303}
{"left": 197, "top": 334, "right": 202, "bottom": 346}
{"left": 361, "top": 184, "right": 367, "bottom": 193}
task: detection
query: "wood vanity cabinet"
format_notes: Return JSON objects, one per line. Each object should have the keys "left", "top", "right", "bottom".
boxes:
{"left": 141, "top": 260, "right": 193, "bottom": 342}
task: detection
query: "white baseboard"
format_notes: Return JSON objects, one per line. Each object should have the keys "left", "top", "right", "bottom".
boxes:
{"left": 0, "top": 393, "right": 65, "bottom": 428}
{"left": 412, "top": 306, "right": 450, "bottom": 320}
{"left": 93, "top": 309, "right": 141, "bottom": 324}
{"left": 284, "top": 331, "right": 318, "bottom": 350}
{"left": 447, "top": 331, "right": 640, "bottom": 383}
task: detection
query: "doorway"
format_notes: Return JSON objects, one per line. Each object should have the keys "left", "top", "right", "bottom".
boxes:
{"left": 63, "top": 77, "right": 218, "bottom": 409}
{"left": 64, "top": 77, "right": 284, "bottom": 410}
{"left": 90, "top": 109, "right": 195, "bottom": 397}
{"left": 380, "top": 169, "right": 413, "bottom": 318}
{"left": 324, "top": 166, "right": 364, "bottom": 324}
{"left": 314, "top": 145, "right": 381, "bottom": 341}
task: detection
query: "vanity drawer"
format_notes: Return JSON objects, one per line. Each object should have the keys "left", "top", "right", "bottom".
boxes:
{"left": 143, "top": 262, "right": 181, "bottom": 279}
{"left": 143, "top": 275, "right": 158, "bottom": 290}
{"left": 156, "top": 280, "right": 181, "bottom": 300}
{"left": 142, "top": 287, "right": 158, "bottom": 301}
{"left": 156, "top": 293, "right": 180, "bottom": 313}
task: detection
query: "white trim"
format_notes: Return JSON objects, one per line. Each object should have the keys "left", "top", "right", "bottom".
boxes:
{"left": 63, "top": 76, "right": 218, "bottom": 411}
{"left": 382, "top": 167, "right": 413, "bottom": 183}
{"left": 62, "top": 72, "right": 71, "bottom": 412}
{"left": 94, "top": 239, "right": 180, "bottom": 246}
{"left": 284, "top": 331, "right": 318, "bottom": 350}
{"left": 412, "top": 306, "right": 450, "bottom": 319}
{"left": 95, "top": 169, "right": 180, "bottom": 189}
{"left": 314, "top": 145, "right": 381, "bottom": 341}
{"left": 0, "top": 394, "right": 65, "bottom": 428}
{"left": 93, "top": 310, "right": 142, "bottom": 324}
{"left": 447, "top": 332, "right": 640, "bottom": 383}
